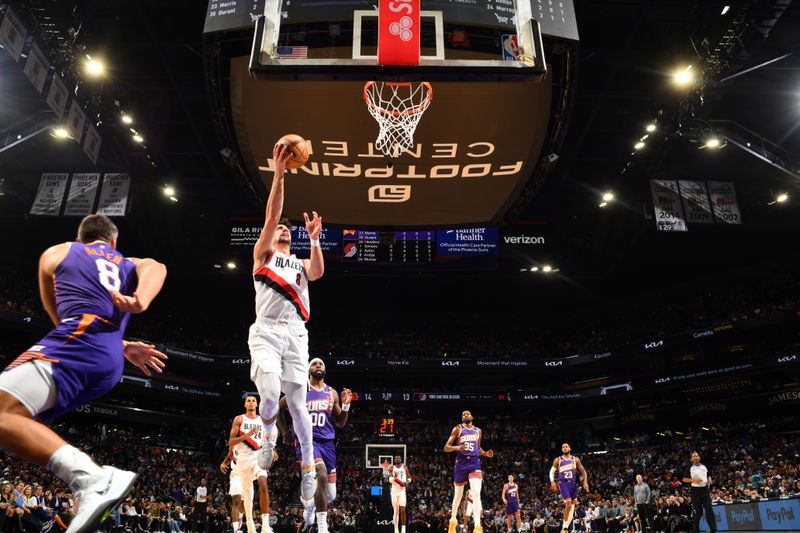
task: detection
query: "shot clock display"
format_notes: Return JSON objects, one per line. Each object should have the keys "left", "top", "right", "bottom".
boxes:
{"left": 378, "top": 417, "right": 396, "bottom": 438}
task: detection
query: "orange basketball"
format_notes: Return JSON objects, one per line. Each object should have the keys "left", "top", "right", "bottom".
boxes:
{"left": 275, "top": 134, "right": 309, "bottom": 169}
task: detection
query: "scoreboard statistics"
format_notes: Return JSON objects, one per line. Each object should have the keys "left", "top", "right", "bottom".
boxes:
{"left": 342, "top": 230, "right": 434, "bottom": 264}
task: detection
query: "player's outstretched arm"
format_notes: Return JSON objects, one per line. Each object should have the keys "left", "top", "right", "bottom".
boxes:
{"left": 254, "top": 144, "right": 293, "bottom": 267}
{"left": 113, "top": 258, "right": 167, "bottom": 313}
{"left": 123, "top": 341, "right": 167, "bottom": 376}
{"left": 38, "top": 243, "right": 70, "bottom": 326}
{"left": 443, "top": 425, "right": 463, "bottom": 453}
{"left": 332, "top": 388, "right": 352, "bottom": 428}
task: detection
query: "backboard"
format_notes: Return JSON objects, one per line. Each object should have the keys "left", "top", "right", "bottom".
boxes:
{"left": 214, "top": 0, "right": 578, "bottom": 227}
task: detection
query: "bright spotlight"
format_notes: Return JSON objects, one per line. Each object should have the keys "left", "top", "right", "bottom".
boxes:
{"left": 121, "top": 114, "right": 133, "bottom": 125}
{"left": 702, "top": 137, "right": 724, "bottom": 149}
{"left": 599, "top": 202, "right": 608, "bottom": 208}
{"left": 169, "top": 196, "right": 179, "bottom": 203}
{"left": 163, "top": 186, "right": 175, "bottom": 196}
{"left": 530, "top": 266, "right": 539, "bottom": 272}
{"left": 602, "top": 192, "right": 614, "bottom": 202}
{"left": 542, "top": 265, "right": 553, "bottom": 273}
{"left": 646, "top": 123, "right": 657, "bottom": 133}
{"left": 672, "top": 66, "right": 695, "bottom": 87}
{"left": 85, "top": 58, "right": 105, "bottom": 77}
{"left": 132, "top": 134, "right": 144, "bottom": 143}
{"left": 634, "top": 141, "right": 645, "bottom": 150}
{"left": 721, "top": 5, "right": 730, "bottom": 15}
{"left": 51, "top": 127, "right": 70, "bottom": 139}
{"left": 776, "top": 193, "right": 789, "bottom": 204}
{"left": 226, "top": 262, "right": 237, "bottom": 270}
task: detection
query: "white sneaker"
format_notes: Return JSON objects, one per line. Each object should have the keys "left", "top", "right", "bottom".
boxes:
{"left": 303, "top": 505, "right": 316, "bottom": 528}
{"left": 66, "top": 466, "right": 137, "bottom": 533}
{"left": 257, "top": 438, "right": 275, "bottom": 470}
{"left": 300, "top": 469, "right": 317, "bottom": 502}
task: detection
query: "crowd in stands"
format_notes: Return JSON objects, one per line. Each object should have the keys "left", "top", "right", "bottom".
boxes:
{"left": 2, "top": 266, "right": 798, "bottom": 362}
{"left": 0, "top": 415, "right": 796, "bottom": 533}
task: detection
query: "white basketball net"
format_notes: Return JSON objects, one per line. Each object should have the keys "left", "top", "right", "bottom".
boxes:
{"left": 364, "top": 81, "right": 433, "bottom": 157}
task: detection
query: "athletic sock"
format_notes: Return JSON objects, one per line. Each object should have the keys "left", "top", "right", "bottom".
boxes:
{"left": 47, "top": 445, "right": 106, "bottom": 490}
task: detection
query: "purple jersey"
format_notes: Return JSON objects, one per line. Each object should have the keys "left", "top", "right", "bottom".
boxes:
{"left": 55, "top": 242, "right": 137, "bottom": 327}
{"left": 558, "top": 456, "right": 577, "bottom": 485}
{"left": 456, "top": 425, "right": 480, "bottom": 460}
{"left": 505, "top": 482, "right": 520, "bottom": 514}
{"left": 4, "top": 242, "right": 138, "bottom": 422}
{"left": 307, "top": 384, "right": 336, "bottom": 441}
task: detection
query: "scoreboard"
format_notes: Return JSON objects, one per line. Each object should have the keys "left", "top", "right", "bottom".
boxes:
{"left": 342, "top": 230, "right": 434, "bottom": 264}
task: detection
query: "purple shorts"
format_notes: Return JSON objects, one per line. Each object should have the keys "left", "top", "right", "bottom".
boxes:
{"left": 3, "top": 314, "right": 123, "bottom": 422}
{"left": 506, "top": 500, "right": 520, "bottom": 514}
{"left": 559, "top": 482, "right": 578, "bottom": 501}
{"left": 453, "top": 456, "right": 481, "bottom": 485}
{"left": 295, "top": 438, "right": 337, "bottom": 481}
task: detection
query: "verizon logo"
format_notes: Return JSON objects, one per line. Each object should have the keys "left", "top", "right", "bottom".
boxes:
{"left": 503, "top": 235, "right": 545, "bottom": 245}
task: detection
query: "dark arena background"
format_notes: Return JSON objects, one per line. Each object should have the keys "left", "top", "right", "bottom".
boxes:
{"left": 0, "top": 1, "right": 799, "bottom": 533}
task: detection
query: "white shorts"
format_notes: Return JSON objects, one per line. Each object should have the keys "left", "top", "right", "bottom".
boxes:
{"left": 248, "top": 319, "right": 309, "bottom": 386}
{"left": 0, "top": 360, "right": 57, "bottom": 417}
{"left": 391, "top": 490, "right": 407, "bottom": 508}
{"left": 229, "top": 458, "right": 267, "bottom": 496}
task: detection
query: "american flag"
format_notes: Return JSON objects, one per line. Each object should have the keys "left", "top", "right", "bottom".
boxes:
{"left": 277, "top": 46, "right": 308, "bottom": 59}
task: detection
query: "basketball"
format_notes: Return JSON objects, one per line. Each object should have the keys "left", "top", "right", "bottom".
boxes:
{"left": 275, "top": 134, "right": 309, "bottom": 169}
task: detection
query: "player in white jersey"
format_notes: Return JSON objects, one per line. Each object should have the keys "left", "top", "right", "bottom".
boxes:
{"left": 248, "top": 143, "right": 325, "bottom": 503}
{"left": 220, "top": 396, "right": 278, "bottom": 533}
{"left": 389, "top": 456, "right": 411, "bottom": 533}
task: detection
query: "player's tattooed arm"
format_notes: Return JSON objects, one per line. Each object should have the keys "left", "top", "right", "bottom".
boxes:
{"left": 478, "top": 428, "right": 494, "bottom": 457}
{"left": 576, "top": 457, "right": 589, "bottom": 491}
{"left": 443, "top": 425, "right": 463, "bottom": 452}
{"left": 332, "top": 388, "right": 352, "bottom": 428}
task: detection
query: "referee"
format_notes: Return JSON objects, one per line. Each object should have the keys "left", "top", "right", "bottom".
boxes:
{"left": 681, "top": 451, "right": 716, "bottom": 533}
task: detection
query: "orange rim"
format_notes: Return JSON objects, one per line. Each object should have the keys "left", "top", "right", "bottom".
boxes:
{"left": 364, "top": 81, "right": 433, "bottom": 117}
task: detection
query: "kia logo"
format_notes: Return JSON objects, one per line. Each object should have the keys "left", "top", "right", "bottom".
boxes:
{"left": 644, "top": 340, "right": 664, "bottom": 349}
{"left": 441, "top": 361, "right": 460, "bottom": 367}
{"left": 778, "top": 355, "right": 797, "bottom": 363}
{"left": 655, "top": 377, "right": 670, "bottom": 384}
{"left": 523, "top": 395, "right": 539, "bottom": 400}
{"left": 232, "top": 358, "right": 249, "bottom": 364}
{"left": 165, "top": 384, "right": 179, "bottom": 391}
{"left": 544, "top": 361, "right": 562, "bottom": 367}
{"left": 337, "top": 360, "right": 355, "bottom": 366}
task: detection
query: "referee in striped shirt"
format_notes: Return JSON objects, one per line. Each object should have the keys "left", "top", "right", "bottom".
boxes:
{"left": 682, "top": 451, "right": 716, "bottom": 533}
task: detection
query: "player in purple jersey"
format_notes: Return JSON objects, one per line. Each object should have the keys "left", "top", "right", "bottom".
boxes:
{"left": 550, "top": 443, "right": 589, "bottom": 533}
{"left": 502, "top": 475, "right": 522, "bottom": 532}
{"left": 277, "top": 358, "right": 351, "bottom": 533}
{"left": 444, "top": 410, "right": 494, "bottom": 533}
{"left": 0, "top": 215, "right": 167, "bottom": 533}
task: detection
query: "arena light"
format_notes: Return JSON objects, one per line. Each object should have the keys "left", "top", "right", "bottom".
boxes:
{"left": 163, "top": 186, "right": 175, "bottom": 196}
{"left": 646, "top": 123, "right": 657, "bottom": 133}
{"left": 226, "top": 261, "right": 237, "bottom": 270}
{"left": 700, "top": 137, "right": 725, "bottom": 149}
{"left": 701, "top": 427, "right": 710, "bottom": 431}
{"left": 721, "top": 5, "right": 730, "bottom": 15}
{"left": 530, "top": 266, "right": 539, "bottom": 272}
{"left": 169, "top": 196, "right": 179, "bottom": 203}
{"left": 50, "top": 127, "right": 70, "bottom": 139}
{"left": 85, "top": 57, "right": 106, "bottom": 77}
{"left": 776, "top": 193, "right": 789, "bottom": 203}
{"left": 599, "top": 202, "right": 608, "bottom": 208}
{"left": 634, "top": 141, "right": 645, "bottom": 150}
{"left": 121, "top": 114, "right": 133, "bottom": 125}
{"left": 542, "top": 265, "right": 553, "bottom": 273}
{"left": 132, "top": 134, "right": 144, "bottom": 143}
{"left": 672, "top": 65, "right": 695, "bottom": 87}
{"left": 602, "top": 192, "right": 614, "bottom": 202}
{"left": 640, "top": 134, "right": 649, "bottom": 141}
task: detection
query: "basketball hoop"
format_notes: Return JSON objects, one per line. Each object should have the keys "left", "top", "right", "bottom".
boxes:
{"left": 364, "top": 81, "right": 433, "bottom": 158}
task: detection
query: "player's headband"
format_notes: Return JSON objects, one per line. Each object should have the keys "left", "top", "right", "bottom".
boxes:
{"left": 309, "top": 358, "right": 325, "bottom": 368}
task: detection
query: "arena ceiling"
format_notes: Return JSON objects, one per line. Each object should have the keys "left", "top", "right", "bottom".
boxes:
{"left": 1, "top": 0, "right": 799, "bottom": 298}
